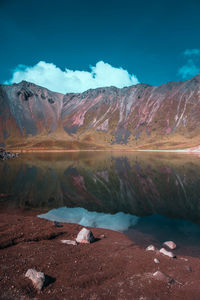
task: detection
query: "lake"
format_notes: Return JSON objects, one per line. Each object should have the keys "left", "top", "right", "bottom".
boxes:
{"left": 1, "top": 151, "right": 200, "bottom": 256}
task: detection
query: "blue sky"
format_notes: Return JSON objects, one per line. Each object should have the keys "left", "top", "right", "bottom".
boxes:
{"left": 1, "top": 0, "right": 200, "bottom": 92}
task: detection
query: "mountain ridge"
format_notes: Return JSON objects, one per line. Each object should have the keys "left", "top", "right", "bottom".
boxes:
{"left": 1, "top": 75, "right": 200, "bottom": 150}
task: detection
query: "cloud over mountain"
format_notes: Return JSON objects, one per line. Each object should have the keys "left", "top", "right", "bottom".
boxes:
{"left": 179, "top": 48, "right": 200, "bottom": 79}
{"left": 5, "top": 61, "right": 139, "bottom": 93}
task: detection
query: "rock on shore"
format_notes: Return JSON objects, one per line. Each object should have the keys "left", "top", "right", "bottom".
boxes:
{"left": 25, "top": 269, "right": 45, "bottom": 291}
{"left": 0, "top": 148, "right": 19, "bottom": 161}
{"left": 163, "top": 241, "right": 177, "bottom": 250}
{"left": 76, "top": 227, "right": 95, "bottom": 243}
{"left": 159, "top": 247, "right": 176, "bottom": 258}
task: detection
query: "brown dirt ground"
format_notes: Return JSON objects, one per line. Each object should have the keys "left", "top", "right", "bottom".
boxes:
{"left": 0, "top": 209, "right": 200, "bottom": 300}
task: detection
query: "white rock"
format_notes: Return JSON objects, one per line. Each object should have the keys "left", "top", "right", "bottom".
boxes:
{"left": 152, "top": 271, "right": 171, "bottom": 283}
{"left": 159, "top": 248, "right": 176, "bottom": 258}
{"left": 163, "top": 241, "right": 176, "bottom": 250}
{"left": 180, "top": 257, "right": 188, "bottom": 262}
{"left": 76, "top": 228, "right": 95, "bottom": 244}
{"left": 61, "top": 239, "right": 77, "bottom": 245}
{"left": 154, "top": 258, "right": 160, "bottom": 264}
{"left": 100, "top": 234, "right": 106, "bottom": 239}
{"left": 146, "top": 245, "right": 156, "bottom": 251}
{"left": 25, "top": 269, "right": 45, "bottom": 291}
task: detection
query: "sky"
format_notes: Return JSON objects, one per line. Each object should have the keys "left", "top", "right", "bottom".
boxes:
{"left": 1, "top": 0, "right": 200, "bottom": 93}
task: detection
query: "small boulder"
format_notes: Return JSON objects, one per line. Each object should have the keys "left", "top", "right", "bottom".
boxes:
{"left": 61, "top": 239, "right": 77, "bottom": 246}
{"left": 159, "top": 248, "right": 176, "bottom": 258}
{"left": 25, "top": 269, "right": 45, "bottom": 291}
{"left": 152, "top": 271, "right": 171, "bottom": 283}
{"left": 100, "top": 234, "right": 106, "bottom": 239}
{"left": 146, "top": 245, "right": 156, "bottom": 251}
{"left": 76, "top": 228, "right": 95, "bottom": 244}
{"left": 154, "top": 258, "right": 160, "bottom": 264}
{"left": 185, "top": 265, "right": 192, "bottom": 272}
{"left": 180, "top": 257, "right": 188, "bottom": 262}
{"left": 163, "top": 241, "right": 176, "bottom": 250}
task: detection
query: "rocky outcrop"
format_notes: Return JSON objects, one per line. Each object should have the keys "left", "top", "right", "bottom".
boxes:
{"left": 0, "top": 148, "right": 18, "bottom": 160}
{"left": 1, "top": 75, "right": 200, "bottom": 149}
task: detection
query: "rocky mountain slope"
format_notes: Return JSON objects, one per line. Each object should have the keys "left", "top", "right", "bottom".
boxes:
{"left": 1, "top": 75, "right": 200, "bottom": 150}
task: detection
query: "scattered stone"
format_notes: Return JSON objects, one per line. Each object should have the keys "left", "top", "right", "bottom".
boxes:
{"left": 152, "top": 271, "right": 172, "bottom": 283}
{"left": 163, "top": 241, "right": 176, "bottom": 250}
{"left": 180, "top": 257, "right": 188, "bottom": 262}
{"left": 76, "top": 228, "right": 95, "bottom": 244}
{"left": 100, "top": 234, "right": 106, "bottom": 239}
{"left": 159, "top": 248, "right": 176, "bottom": 258}
{"left": 146, "top": 245, "right": 156, "bottom": 251}
{"left": 54, "top": 221, "right": 63, "bottom": 228}
{"left": 185, "top": 265, "right": 192, "bottom": 272}
{"left": 61, "top": 239, "right": 77, "bottom": 246}
{"left": 154, "top": 258, "right": 160, "bottom": 264}
{"left": 25, "top": 269, "right": 45, "bottom": 291}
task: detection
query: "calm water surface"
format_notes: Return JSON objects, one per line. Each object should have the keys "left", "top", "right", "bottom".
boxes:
{"left": 1, "top": 151, "right": 200, "bottom": 256}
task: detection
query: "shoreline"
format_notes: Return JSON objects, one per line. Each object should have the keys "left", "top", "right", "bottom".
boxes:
{"left": 1, "top": 209, "right": 200, "bottom": 299}
{"left": 7, "top": 148, "right": 200, "bottom": 154}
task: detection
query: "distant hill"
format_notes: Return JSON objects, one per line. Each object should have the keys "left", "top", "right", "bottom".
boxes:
{"left": 1, "top": 75, "right": 200, "bottom": 150}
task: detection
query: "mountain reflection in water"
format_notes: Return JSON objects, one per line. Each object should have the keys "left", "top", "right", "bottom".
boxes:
{"left": 1, "top": 151, "right": 200, "bottom": 256}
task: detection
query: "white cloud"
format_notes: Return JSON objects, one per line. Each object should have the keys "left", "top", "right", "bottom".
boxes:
{"left": 5, "top": 61, "right": 139, "bottom": 93}
{"left": 178, "top": 49, "right": 200, "bottom": 79}
{"left": 178, "top": 59, "right": 200, "bottom": 79}
{"left": 184, "top": 49, "right": 200, "bottom": 56}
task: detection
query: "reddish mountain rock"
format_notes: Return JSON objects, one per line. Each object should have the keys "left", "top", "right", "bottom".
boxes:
{"left": 1, "top": 75, "right": 200, "bottom": 150}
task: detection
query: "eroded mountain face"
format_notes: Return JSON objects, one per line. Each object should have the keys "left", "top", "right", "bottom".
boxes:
{"left": 1, "top": 75, "right": 200, "bottom": 149}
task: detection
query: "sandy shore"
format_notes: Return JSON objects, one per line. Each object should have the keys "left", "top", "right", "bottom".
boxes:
{"left": 1, "top": 209, "right": 200, "bottom": 299}
{"left": 7, "top": 146, "right": 200, "bottom": 153}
